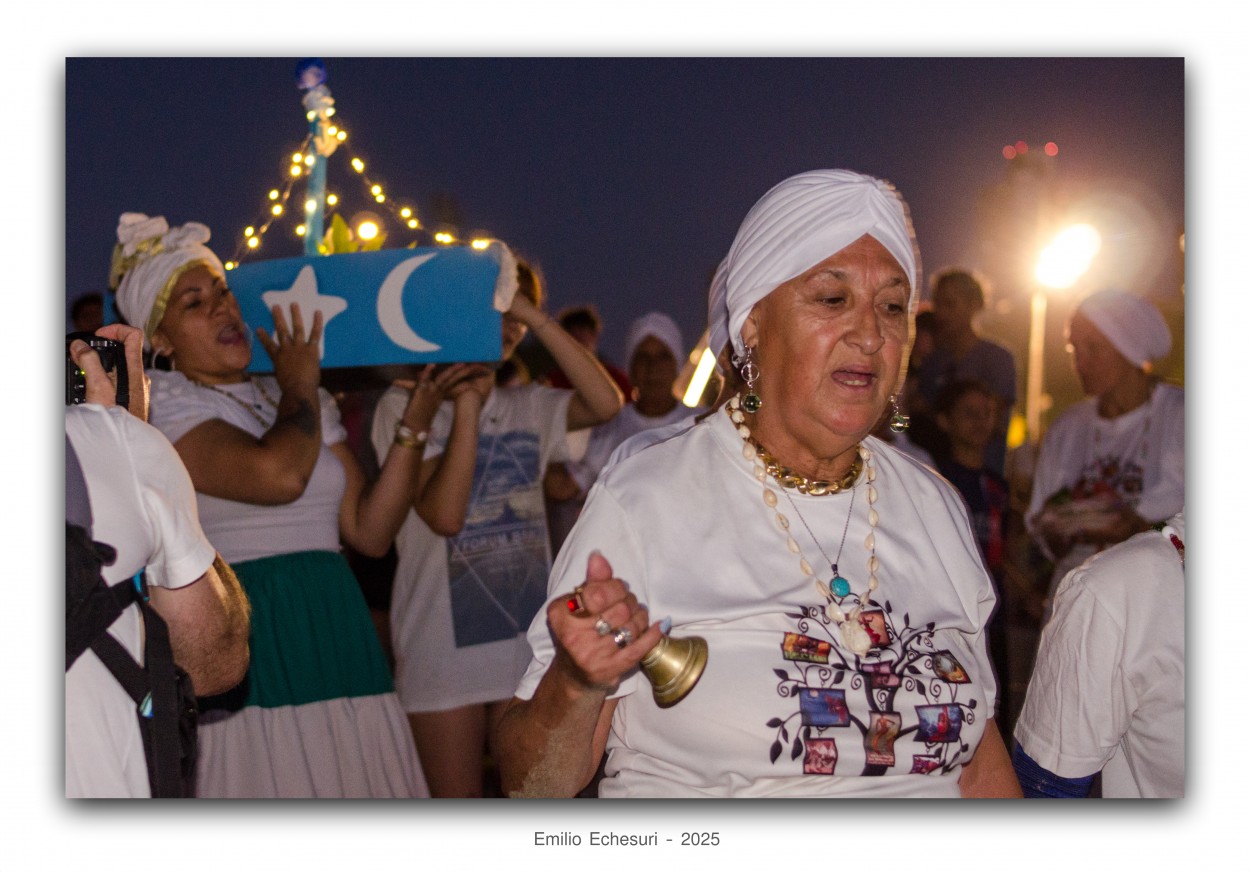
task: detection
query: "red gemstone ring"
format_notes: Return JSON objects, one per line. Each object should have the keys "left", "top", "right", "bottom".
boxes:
{"left": 566, "top": 585, "right": 587, "bottom": 615}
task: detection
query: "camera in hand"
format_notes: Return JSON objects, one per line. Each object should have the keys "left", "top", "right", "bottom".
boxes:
{"left": 66, "top": 332, "right": 129, "bottom": 407}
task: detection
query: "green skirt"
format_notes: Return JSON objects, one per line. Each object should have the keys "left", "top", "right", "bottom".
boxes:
{"left": 200, "top": 550, "right": 394, "bottom": 711}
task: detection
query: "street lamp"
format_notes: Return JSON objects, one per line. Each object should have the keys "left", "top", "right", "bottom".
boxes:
{"left": 1026, "top": 224, "right": 1101, "bottom": 443}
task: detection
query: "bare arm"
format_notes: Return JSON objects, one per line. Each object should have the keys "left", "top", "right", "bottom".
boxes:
{"left": 147, "top": 555, "right": 251, "bottom": 697}
{"left": 411, "top": 371, "right": 491, "bottom": 536}
{"left": 509, "top": 294, "right": 623, "bottom": 431}
{"left": 173, "top": 304, "right": 324, "bottom": 505}
{"left": 335, "top": 367, "right": 456, "bottom": 556}
{"left": 494, "top": 552, "right": 662, "bottom": 797}
{"left": 959, "top": 717, "right": 1023, "bottom": 798}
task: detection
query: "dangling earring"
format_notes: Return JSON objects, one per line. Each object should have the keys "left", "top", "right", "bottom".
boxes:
{"left": 888, "top": 394, "right": 910, "bottom": 432}
{"left": 737, "top": 346, "right": 762, "bottom": 413}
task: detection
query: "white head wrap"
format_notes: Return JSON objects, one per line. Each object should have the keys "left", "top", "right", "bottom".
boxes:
{"left": 111, "top": 213, "right": 224, "bottom": 344}
{"left": 624, "top": 312, "right": 684, "bottom": 369}
{"left": 1075, "top": 289, "right": 1171, "bottom": 369}
{"left": 706, "top": 259, "right": 730, "bottom": 371}
{"left": 723, "top": 169, "right": 918, "bottom": 358}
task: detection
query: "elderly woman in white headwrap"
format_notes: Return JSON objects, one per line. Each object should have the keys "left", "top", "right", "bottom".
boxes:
{"left": 1026, "top": 288, "right": 1182, "bottom": 612}
{"left": 110, "top": 212, "right": 458, "bottom": 798}
{"left": 564, "top": 311, "right": 703, "bottom": 497}
{"left": 495, "top": 170, "right": 1020, "bottom": 798}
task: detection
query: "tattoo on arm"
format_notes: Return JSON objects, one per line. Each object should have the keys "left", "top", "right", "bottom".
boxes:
{"left": 279, "top": 398, "right": 318, "bottom": 437}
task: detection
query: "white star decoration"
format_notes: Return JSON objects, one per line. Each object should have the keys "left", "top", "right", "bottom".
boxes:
{"left": 260, "top": 265, "right": 348, "bottom": 359}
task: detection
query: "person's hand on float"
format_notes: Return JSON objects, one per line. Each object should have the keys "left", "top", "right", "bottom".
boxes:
{"left": 547, "top": 552, "right": 664, "bottom": 694}
{"left": 257, "top": 302, "right": 324, "bottom": 397}
{"left": 391, "top": 364, "right": 488, "bottom": 434}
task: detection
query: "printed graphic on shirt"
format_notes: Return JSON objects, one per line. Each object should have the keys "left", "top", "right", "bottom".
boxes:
{"left": 766, "top": 597, "right": 980, "bottom": 777}
{"left": 865, "top": 712, "right": 902, "bottom": 766}
{"left": 447, "top": 430, "right": 551, "bottom": 647}
{"left": 799, "top": 687, "right": 850, "bottom": 727}
{"left": 782, "top": 632, "right": 832, "bottom": 664}
{"left": 803, "top": 738, "right": 838, "bottom": 775}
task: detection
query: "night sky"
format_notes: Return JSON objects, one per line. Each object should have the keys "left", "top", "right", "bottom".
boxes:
{"left": 65, "top": 57, "right": 1183, "bottom": 372}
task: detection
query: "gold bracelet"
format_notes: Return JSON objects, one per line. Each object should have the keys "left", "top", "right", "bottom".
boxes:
{"left": 394, "top": 423, "right": 428, "bottom": 450}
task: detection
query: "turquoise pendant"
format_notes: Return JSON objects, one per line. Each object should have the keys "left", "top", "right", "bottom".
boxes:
{"left": 831, "top": 573, "right": 851, "bottom": 598}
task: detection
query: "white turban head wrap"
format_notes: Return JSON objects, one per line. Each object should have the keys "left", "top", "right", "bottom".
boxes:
{"left": 624, "top": 312, "right": 685, "bottom": 370}
{"left": 1074, "top": 289, "right": 1171, "bottom": 370}
{"left": 723, "top": 169, "right": 919, "bottom": 358}
{"left": 111, "top": 213, "right": 225, "bottom": 345}
{"left": 706, "top": 259, "right": 731, "bottom": 371}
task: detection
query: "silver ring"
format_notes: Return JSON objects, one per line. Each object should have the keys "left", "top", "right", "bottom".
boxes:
{"left": 594, "top": 617, "right": 612, "bottom": 636}
{"left": 612, "top": 626, "right": 634, "bottom": 649}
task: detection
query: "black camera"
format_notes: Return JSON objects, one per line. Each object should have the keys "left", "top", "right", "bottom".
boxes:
{"left": 66, "top": 332, "right": 129, "bottom": 408}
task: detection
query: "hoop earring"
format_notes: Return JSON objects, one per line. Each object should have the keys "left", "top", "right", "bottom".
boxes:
{"left": 736, "top": 346, "right": 762, "bottom": 413}
{"left": 888, "top": 394, "right": 910, "bottom": 432}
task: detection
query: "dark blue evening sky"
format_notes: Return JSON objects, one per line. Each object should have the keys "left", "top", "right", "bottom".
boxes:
{"left": 65, "top": 57, "right": 1182, "bottom": 368}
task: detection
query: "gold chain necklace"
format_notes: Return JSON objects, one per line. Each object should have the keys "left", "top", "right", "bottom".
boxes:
{"left": 191, "top": 376, "right": 278, "bottom": 429}
{"left": 723, "top": 402, "right": 862, "bottom": 495}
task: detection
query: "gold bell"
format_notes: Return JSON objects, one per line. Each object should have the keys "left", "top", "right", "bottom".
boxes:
{"left": 640, "top": 633, "right": 708, "bottom": 707}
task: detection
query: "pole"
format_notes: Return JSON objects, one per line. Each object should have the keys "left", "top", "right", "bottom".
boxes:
{"left": 1026, "top": 285, "right": 1047, "bottom": 444}
{"left": 296, "top": 59, "right": 335, "bottom": 257}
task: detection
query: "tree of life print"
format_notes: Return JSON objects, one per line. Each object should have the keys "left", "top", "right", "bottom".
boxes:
{"left": 446, "top": 429, "right": 551, "bottom": 648}
{"left": 766, "top": 597, "right": 979, "bottom": 777}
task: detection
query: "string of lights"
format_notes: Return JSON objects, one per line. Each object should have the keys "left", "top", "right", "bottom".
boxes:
{"left": 225, "top": 114, "right": 490, "bottom": 269}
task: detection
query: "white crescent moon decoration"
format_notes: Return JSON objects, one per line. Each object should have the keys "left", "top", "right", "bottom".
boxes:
{"left": 377, "top": 253, "right": 442, "bottom": 352}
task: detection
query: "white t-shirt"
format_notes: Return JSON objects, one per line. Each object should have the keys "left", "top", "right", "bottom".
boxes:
{"left": 1014, "top": 519, "right": 1185, "bottom": 798}
{"left": 516, "top": 410, "right": 998, "bottom": 798}
{"left": 568, "top": 403, "right": 702, "bottom": 493}
{"left": 1027, "top": 383, "right": 1184, "bottom": 557}
{"left": 372, "top": 382, "right": 573, "bottom": 712}
{"left": 65, "top": 405, "right": 216, "bottom": 798}
{"left": 148, "top": 371, "right": 348, "bottom": 563}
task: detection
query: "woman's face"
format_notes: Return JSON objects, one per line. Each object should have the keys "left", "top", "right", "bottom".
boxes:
{"left": 151, "top": 263, "right": 251, "bottom": 383}
{"left": 629, "top": 336, "right": 679, "bottom": 404}
{"left": 743, "top": 234, "right": 910, "bottom": 461}
{"left": 1067, "top": 312, "right": 1136, "bottom": 398}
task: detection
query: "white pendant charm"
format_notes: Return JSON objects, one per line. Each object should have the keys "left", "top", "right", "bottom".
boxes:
{"left": 864, "top": 532, "right": 875, "bottom": 550}
{"left": 742, "top": 442, "right": 757, "bottom": 460}
{"left": 786, "top": 535, "right": 801, "bottom": 554}
{"left": 867, "top": 485, "right": 878, "bottom": 504}
{"left": 868, "top": 508, "right": 879, "bottom": 527}
{"left": 840, "top": 618, "right": 873, "bottom": 655}
{"left": 763, "top": 488, "right": 778, "bottom": 507}
{"left": 799, "top": 558, "right": 814, "bottom": 576}
{"left": 825, "top": 601, "right": 844, "bottom": 622}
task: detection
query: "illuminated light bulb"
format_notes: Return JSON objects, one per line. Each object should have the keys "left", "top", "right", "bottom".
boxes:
{"left": 400, "top": 207, "right": 412, "bottom": 218}
{"left": 435, "top": 232, "right": 454, "bottom": 244}
{"left": 336, "top": 130, "right": 346, "bottom": 141}
{"left": 352, "top": 158, "right": 364, "bottom": 172}
{"left": 304, "top": 155, "right": 315, "bottom": 167}
{"left": 305, "top": 198, "right": 317, "bottom": 213}
{"left": 291, "top": 165, "right": 302, "bottom": 177}
{"left": 292, "top": 152, "right": 304, "bottom": 163}
{"left": 375, "top": 194, "right": 386, "bottom": 203}
{"left": 306, "top": 111, "right": 316, "bottom": 121}
{"left": 1035, "top": 224, "right": 1102, "bottom": 289}
{"left": 371, "top": 184, "right": 382, "bottom": 195}
{"left": 272, "top": 204, "right": 284, "bottom": 216}
{"left": 295, "top": 225, "right": 306, "bottom": 236}
{"left": 683, "top": 348, "right": 718, "bottom": 408}
{"left": 327, "top": 126, "right": 338, "bottom": 136}
{"left": 471, "top": 238, "right": 491, "bottom": 250}
{"left": 244, "top": 226, "right": 255, "bottom": 237}
{"left": 326, "top": 107, "right": 335, "bottom": 117}
{"left": 247, "top": 237, "right": 260, "bottom": 249}
{"left": 357, "top": 221, "right": 380, "bottom": 240}
{"left": 1015, "top": 140, "right": 1029, "bottom": 154}
{"left": 327, "top": 194, "right": 338, "bottom": 206}
{"left": 1044, "top": 141, "right": 1059, "bottom": 157}
{"left": 268, "top": 189, "right": 280, "bottom": 200}
{"left": 1002, "top": 145, "right": 1017, "bottom": 160}
{"left": 407, "top": 219, "right": 419, "bottom": 229}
